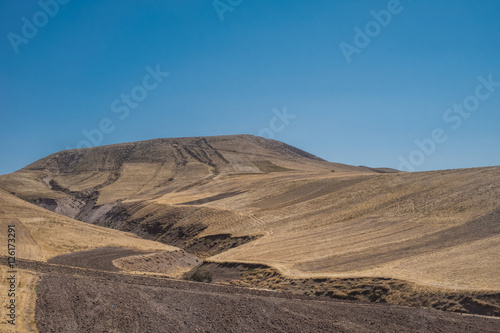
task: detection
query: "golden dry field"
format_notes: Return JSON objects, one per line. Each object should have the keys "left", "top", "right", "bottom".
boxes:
{"left": 0, "top": 135, "right": 499, "bottom": 331}
{"left": 1, "top": 135, "right": 498, "bottom": 290}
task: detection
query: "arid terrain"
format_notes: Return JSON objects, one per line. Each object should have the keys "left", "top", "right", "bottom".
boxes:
{"left": 0, "top": 134, "right": 499, "bottom": 332}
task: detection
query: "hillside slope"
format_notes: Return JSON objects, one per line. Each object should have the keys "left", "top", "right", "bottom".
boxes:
{"left": 0, "top": 188, "right": 182, "bottom": 333}
{"left": 0, "top": 189, "right": 176, "bottom": 261}
{"left": 1, "top": 135, "right": 499, "bottom": 292}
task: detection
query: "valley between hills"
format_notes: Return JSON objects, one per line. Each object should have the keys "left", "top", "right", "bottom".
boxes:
{"left": 1, "top": 135, "right": 499, "bottom": 332}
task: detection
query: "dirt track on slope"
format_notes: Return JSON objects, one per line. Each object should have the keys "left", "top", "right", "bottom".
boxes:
{"left": 47, "top": 247, "right": 149, "bottom": 272}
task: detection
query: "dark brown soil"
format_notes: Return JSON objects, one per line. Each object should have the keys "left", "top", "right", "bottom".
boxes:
{"left": 48, "top": 247, "right": 200, "bottom": 276}
{"left": 47, "top": 247, "right": 149, "bottom": 272}
{"left": 33, "top": 273, "right": 500, "bottom": 333}
{"left": 91, "top": 202, "right": 260, "bottom": 258}
{"left": 196, "top": 262, "right": 500, "bottom": 317}
{"left": 176, "top": 190, "right": 245, "bottom": 205}
{"left": 2, "top": 257, "right": 498, "bottom": 333}
{"left": 183, "top": 234, "right": 260, "bottom": 258}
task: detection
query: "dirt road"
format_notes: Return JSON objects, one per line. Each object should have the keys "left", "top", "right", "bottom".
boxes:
{"left": 47, "top": 247, "right": 151, "bottom": 272}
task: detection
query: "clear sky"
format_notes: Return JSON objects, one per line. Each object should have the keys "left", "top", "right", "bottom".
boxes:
{"left": 1, "top": 0, "right": 499, "bottom": 174}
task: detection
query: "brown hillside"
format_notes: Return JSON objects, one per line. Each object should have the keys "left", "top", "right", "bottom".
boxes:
{"left": 1, "top": 135, "right": 498, "bottom": 292}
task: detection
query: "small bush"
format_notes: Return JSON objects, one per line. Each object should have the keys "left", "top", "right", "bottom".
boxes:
{"left": 184, "top": 267, "right": 213, "bottom": 283}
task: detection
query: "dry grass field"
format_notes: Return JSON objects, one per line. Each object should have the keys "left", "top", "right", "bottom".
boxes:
{"left": 199, "top": 167, "right": 500, "bottom": 290}
{"left": 0, "top": 190, "right": 177, "bottom": 261}
{"left": 1, "top": 135, "right": 498, "bottom": 289}
{"left": 0, "top": 135, "right": 499, "bottom": 331}
{"left": 0, "top": 266, "right": 38, "bottom": 333}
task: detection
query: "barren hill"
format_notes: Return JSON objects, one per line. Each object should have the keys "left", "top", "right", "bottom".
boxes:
{"left": 1, "top": 135, "right": 499, "bottom": 289}
{"left": 1, "top": 135, "right": 367, "bottom": 202}
{"left": 1, "top": 135, "right": 500, "bottom": 331}
{"left": 0, "top": 135, "right": 385, "bottom": 259}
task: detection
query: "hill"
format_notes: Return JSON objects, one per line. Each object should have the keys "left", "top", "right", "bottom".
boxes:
{"left": 1, "top": 134, "right": 499, "bottom": 329}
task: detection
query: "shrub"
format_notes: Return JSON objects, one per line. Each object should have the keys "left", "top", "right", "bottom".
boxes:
{"left": 184, "top": 267, "right": 213, "bottom": 283}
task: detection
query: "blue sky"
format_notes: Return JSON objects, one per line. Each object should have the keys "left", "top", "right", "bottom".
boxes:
{"left": 1, "top": 0, "right": 499, "bottom": 174}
